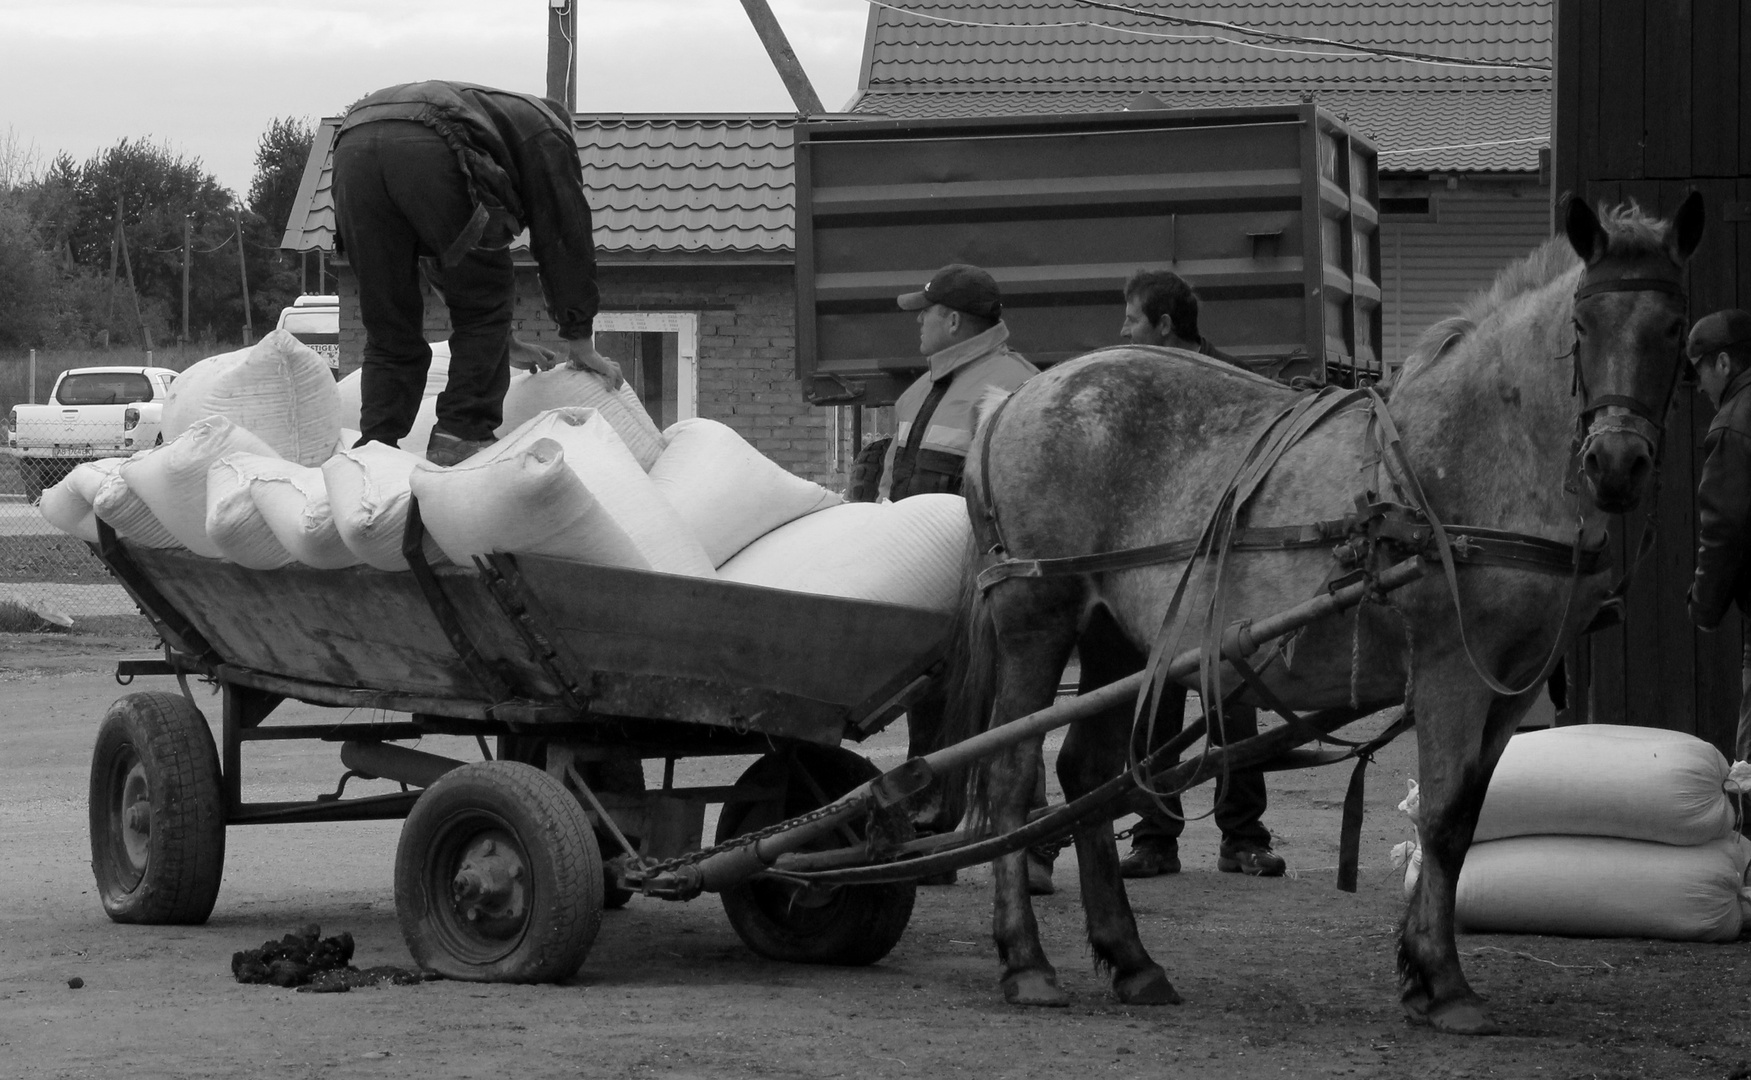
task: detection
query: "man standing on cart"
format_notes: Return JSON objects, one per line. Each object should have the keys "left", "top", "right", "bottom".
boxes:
{"left": 331, "top": 80, "right": 624, "bottom": 466}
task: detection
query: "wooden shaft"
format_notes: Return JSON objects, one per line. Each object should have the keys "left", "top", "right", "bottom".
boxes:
{"left": 738, "top": 0, "right": 826, "bottom": 115}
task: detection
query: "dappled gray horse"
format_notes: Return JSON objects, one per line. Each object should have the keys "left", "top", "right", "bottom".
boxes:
{"left": 943, "top": 193, "right": 1704, "bottom": 1034}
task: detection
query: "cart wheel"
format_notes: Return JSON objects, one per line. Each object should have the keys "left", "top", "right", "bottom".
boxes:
{"left": 88, "top": 691, "right": 226, "bottom": 924}
{"left": 716, "top": 745, "right": 916, "bottom": 966}
{"left": 395, "top": 761, "right": 602, "bottom": 983}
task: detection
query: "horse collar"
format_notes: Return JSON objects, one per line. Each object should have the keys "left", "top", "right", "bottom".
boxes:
{"left": 1572, "top": 275, "right": 1686, "bottom": 302}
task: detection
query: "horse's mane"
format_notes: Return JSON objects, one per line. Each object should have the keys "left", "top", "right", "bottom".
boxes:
{"left": 1400, "top": 200, "right": 1673, "bottom": 372}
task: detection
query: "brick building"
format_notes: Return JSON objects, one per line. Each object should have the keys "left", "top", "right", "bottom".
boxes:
{"left": 281, "top": 114, "right": 844, "bottom": 484}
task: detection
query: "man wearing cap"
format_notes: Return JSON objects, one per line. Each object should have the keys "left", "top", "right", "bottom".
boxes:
{"left": 879, "top": 264, "right": 1039, "bottom": 501}
{"left": 1686, "top": 309, "right": 1751, "bottom": 762}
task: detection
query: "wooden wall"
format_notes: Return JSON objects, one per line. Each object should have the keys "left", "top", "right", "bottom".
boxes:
{"left": 1553, "top": 0, "right": 1751, "bottom": 752}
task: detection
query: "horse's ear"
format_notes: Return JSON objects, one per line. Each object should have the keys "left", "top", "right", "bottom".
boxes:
{"left": 1563, "top": 194, "right": 1606, "bottom": 263}
{"left": 1669, "top": 189, "right": 1706, "bottom": 262}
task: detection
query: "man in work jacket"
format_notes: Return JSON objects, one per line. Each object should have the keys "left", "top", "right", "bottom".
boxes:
{"left": 1686, "top": 308, "right": 1751, "bottom": 763}
{"left": 332, "top": 81, "right": 623, "bottom": 466}
{"left": 1105, "top": 268, "right": 1285, "bottom": 879}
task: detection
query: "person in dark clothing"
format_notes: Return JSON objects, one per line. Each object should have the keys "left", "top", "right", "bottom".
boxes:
{"left": 1686, "top": 309, "right": 1751, "bottom": 763}
{"left": 331, "top": 81, "right": 622, "bottom": 465}
{"left": 1110, "top": 268, "right": 1285, "bottom": 878}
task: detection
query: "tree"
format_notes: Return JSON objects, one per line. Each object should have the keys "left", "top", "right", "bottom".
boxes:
{"left": 244, "top": 116, "right": 316, "bottom": 330}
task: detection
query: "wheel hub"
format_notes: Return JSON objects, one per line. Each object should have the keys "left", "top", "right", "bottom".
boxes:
{"left": 449, "top": 834, "right": 527, "bottom": 940}
{"left": 119, "top": 761, "right": 151, "bottom": 872}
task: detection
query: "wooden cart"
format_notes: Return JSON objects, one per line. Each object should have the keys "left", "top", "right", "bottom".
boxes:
{"left": 89, "top": 510, "right": 951, "bottom": 982}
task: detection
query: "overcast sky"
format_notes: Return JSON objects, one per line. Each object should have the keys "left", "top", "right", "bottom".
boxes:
{"left": 0, "top": 0, "right": 870, "bottom": 197}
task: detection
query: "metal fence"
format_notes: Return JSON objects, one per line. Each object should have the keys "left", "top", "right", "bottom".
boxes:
{"left": 0, "top": 452, "right": 139, "bottom": 622}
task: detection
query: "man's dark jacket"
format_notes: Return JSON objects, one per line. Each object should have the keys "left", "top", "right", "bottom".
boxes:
{"left": 1690, "top": 368, "right": 1751, "bottom": 628}
{"left": 339, "top": 81, "right": 599, "bottom": 339}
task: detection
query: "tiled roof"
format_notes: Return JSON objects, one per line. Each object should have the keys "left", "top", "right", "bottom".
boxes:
{"left": 282, "top": 115, "right": 800, "bottom": 257}
{"left": 852, "top": 1, "right": 1552, "bottom": 171}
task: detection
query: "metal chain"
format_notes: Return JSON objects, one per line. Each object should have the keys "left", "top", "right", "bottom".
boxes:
{"left": 636, "top": 793, "right": 876, "bottom": 875}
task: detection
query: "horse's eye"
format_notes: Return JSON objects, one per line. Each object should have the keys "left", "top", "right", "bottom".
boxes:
{"left": 1573, "top": 318, "right": 1588, "bottom": 339}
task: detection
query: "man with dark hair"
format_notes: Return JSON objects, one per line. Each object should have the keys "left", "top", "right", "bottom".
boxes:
{"left": 332, "top": 80, "right": 623, "bottom": 466}
{"left": 1686, "top": 308, "right": 1751, "bottom": 762}
{"left": 1112, "top": 267, "right": 1285, "bottom": 878}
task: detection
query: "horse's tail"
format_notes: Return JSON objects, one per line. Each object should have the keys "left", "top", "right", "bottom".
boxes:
{"left": 935, "top": 525, "right": 1000, "bottom": 835}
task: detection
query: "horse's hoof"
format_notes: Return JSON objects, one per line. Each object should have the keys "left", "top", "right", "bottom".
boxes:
{"left": 1002, "top": 970, "right": 1069, "bottom": 1007}
{"left": 1428, "top": 999, "right": 1500, "bottom": 1036}
{"left": 1113, "top": 966, "right": 1180, "bottom": 1006}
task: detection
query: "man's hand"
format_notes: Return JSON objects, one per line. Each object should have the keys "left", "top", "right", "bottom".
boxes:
{"left": 566, "top": 339, "right": 625, "bottom": 389}
{"left": 507, "top": 335, "right": 563, "bottom": 371}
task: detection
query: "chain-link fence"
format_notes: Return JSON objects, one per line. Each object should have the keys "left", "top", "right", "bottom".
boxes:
{"left": 0, "top": 452, "right": 138, "bottom": 623}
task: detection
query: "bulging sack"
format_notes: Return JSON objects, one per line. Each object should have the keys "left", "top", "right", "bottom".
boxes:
{"left": 119, "top": 418, "right": 281, "bottom": 557}
{"left": 321, "top": 442, "right": 448, "bottom": 572}
{"left": 92, "top": 471, "right": 181, "bottom": 549}
{"left": 1474, "top": 724, "right": 1736, "bottom": 845}
{"left": 251, "top": 468, "right": 361, "bottom": 570}
{"left": 497, "top": 367, "right": 664, "bottom": 470}
{"left": 413, "top": 409, "right": 714, "bottom": 576}
{"left": 650, "top": 417, "right": 841, "bottom": 567}
{"left": 1456, "top": 833, "right": 1751, "bottom": 942}
{"left": 206, "top": 454, "right": 301, "bottom": 570}
{"left": 716, "top": 494, "right": 969, "bottom": 612}
{"left": 38, "top": 458, "right": 126, "bottom": 544}
{"left": 162, "top": 330, "right": 341, "bottom": 467}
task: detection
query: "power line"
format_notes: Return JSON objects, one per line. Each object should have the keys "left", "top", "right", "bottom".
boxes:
{"left": 866, "top": 0, "right": 1550, "bottom": 74}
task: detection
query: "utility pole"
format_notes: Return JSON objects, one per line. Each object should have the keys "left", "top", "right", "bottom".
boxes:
{"left": 236, "top": 212, "right": 253, "bottom": 342}
{"left": 739, "top": 0, "right": 825, "bottom": 115}
{"left": 116, "top": 208, "right": 152, "bottom": 352}
{"left": 546, "top": 0, "right": 577, "bottom": 113}
{"left": 103, "top": 196, "right": 121, "bottom": 350}
{"left": 180, "top": 216, "right": 191, "bottom": 345}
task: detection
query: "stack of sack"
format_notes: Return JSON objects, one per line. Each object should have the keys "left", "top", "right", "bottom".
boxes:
{"left": 1397, "top": 725, "right": 1751, "bottom": 942}
{"left": 38, "top": 333, "right": 971, "bottom": 614}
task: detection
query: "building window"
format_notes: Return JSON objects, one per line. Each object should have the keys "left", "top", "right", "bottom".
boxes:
{"left": 1379, "top": 196, "right": 1435, "bottom": 222}
{"left": 593, "top": 311, "right": 698, "bottom": 428}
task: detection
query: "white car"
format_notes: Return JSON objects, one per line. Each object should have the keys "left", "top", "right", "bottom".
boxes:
{"left": 6, "top": 365, "right": 178, "bottom": 501}
{"left": 277, "top": 295, "right": 340, "bottom": 374}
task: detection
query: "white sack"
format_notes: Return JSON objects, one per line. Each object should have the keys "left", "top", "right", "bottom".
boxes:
{"left": 38, "top": 458, "right": 126, "bottom": 544}
{"left": 497, "top": 366, "right": 664, "bottom": 470}
{"left": 321, "top": 442, "right": 448, "bottom": 571}
{"left": 162, "top": 330, "right": 341, "bottom": 466}
{"left": 716, "top": 494, "right": 970, "bottom": 612}
{"left": 251, "top": 468, "right": 361, "bottom": 570}
{"left": 92, "top": 472, "right": 181, "bottom": 549}
{"left": 205, "top": 454, "right": 301, "bottom": 570}
{"left": 1474, "top": 724, "right": 1735, "bottom": 846}
{"left": 650, "top": 417, "right": 841, "bottom": 567}
{"left": 1456, "top": 833, "right": 1751, "bottom": 943}
{"left": 118, "top": 418, "right": 281, "bottom": 557}
{"left": 413, "top": 409, "right": 714, "bottom": 576}
{"left": 335, "top": 345, "right": 449, "bottom": 459}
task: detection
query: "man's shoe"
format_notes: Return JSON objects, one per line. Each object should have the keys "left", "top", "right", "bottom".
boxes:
{"left": 1118, "top": 846, "right": 1181, "bottom": 878}
{"left": 1026, "top": 853, "right": 1056, "bottom": 896}
{"left": 1217, "top": 845, "right": 1286, "bottom": 877}
{"left": 425, "top": 429, "right": 496, "bottom": 467}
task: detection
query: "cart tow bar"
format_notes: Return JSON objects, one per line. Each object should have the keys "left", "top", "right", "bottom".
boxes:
{"left": 622, "top": 556, "right": 1423, "bottom": 899}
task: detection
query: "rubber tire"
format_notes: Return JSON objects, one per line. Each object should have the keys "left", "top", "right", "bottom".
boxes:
{"left": 716, "top": 745, "right": 916, "bottom": 966}
{"left": 395, "top": 761, "right": 602, "bottom": 983}
{"left": 88, "top": 692, "right": 226, "bottom": 924}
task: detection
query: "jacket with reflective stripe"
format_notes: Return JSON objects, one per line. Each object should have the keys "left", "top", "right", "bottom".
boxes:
{"left": 879, "top": 322, "right": 1037, "bottom": 500}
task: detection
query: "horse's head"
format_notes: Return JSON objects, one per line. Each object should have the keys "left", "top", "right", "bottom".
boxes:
{"left": 1563, "top": 191, "right": 1705, "bottom": 513}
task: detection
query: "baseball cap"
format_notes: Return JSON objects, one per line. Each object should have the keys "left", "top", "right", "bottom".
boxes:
{"left": 1688, "top": 309, "right": 1751, "bottom": 360}
{"left": 897, "top": 264, "right": 1002, "bottom": 320}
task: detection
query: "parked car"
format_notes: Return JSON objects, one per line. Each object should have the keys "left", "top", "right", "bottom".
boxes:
{"left": 276, "top": 294, "right": 340, "bottom": 375}
{"left": 6, "top": 366, "right": 177, "bottom": 501}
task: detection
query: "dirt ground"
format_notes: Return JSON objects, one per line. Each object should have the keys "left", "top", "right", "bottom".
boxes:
{"left": 2, "top": 627, "right": 1748, "bottom": 1080}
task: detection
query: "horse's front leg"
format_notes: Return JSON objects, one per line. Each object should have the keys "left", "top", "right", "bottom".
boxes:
{"left": 1399, "top": 662, "right": 1538, "bottom": 1035}
{"left": 1059, "top": 691, "right": 1180, "bottom": 1005}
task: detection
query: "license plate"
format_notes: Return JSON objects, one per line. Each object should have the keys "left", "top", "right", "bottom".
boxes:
{"left": 46, "top": 446, "right": 98, "bottom": 458}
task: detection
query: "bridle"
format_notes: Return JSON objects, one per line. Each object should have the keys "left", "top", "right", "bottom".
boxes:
{"left": 1568, "top": 273, "right": 1689, "bottom": 467}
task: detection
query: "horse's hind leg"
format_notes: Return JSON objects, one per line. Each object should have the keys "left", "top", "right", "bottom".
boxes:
{"left": 1398, "top": 661, "right": 1539, "bottom": 1036}
{"left": 1058, "top": 613, "right": 1181, "bottom": 1005}
{"left": 984, "top": 580, "right": 1082, "bottom": 1006}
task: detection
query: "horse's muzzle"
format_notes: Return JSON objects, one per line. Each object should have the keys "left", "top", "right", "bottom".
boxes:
{"left": 1580, "top": 426, "right": 1655, "bottom": 513}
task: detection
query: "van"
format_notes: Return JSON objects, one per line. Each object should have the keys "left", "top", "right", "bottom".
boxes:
{"left": 276, "top": 295, "right": 340, "bottom": 375}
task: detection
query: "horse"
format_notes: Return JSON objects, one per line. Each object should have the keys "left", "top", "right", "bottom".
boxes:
{"left": 938, "top": 192, "right": 1705, "bottom": 1034}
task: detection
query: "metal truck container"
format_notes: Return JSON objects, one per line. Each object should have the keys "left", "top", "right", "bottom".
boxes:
{"left": 795, "top": 104, "right": 1381, "bottom": 405}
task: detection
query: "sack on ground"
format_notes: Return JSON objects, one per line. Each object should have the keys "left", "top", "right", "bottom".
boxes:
{"left": 1456, "top": 833, "right": 1751, "bottom": 942}
{"left": 1473, "top": 724, "right": 1735, "bottom": 845}
{"left": 716, "top": 494, "right": 969, "bottom": 611}
{"left": 38, "top": 458, "right": 126, "bottom": 544}
{"left": 119, "top": 418, "right": 281, "bottom": 557}
{"left": 206, "top": 454, "right": 303, "bottom": 570}
{"left": 251, "top": 468, "right": 362, "bottom": 570}
{"left": 92, "top": 471, "right": 182, "bottom": 549}
{"left": 650, "top": 417, "right": 841, "bottom": 566}
{"left": 163, "top": 330, "right": 340, "bottom": 467}
{"left": 414, "top": 409, "right": 714, "bottom": 576}
{"left": 322, "top": 442, "right": 448, "bottom": 571}
{"left": 497, "top": 367, "right": 664, "bottom": 470}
